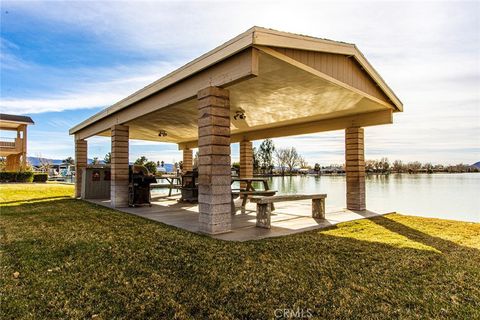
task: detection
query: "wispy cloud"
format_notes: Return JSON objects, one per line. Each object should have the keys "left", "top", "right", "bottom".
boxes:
{"left": 1, "top": 0, "right": 479, "bottom": 163}
{"left": 1, "top": 59, "right": 180, "bottom": 114}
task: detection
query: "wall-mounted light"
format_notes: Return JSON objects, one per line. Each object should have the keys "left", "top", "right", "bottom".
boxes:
{"left": 233, "top": 111, "right": 246, "bottom": 120}
{"left": 158, "top": 130, "right": 168, "bottom": 137}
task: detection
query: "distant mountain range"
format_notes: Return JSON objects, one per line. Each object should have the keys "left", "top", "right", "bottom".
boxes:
{"left": 26, "top": 157, "right": 480, "bottom": 171}
{"left": 27, "top": 157, "right": 104, "bottom": 166}
{"left": 27, "top": 156, "right": 175, "bottom": 172}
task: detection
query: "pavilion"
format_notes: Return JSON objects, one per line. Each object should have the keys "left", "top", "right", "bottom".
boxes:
{"left": 70, "top": 27, "right": 402, "bottom": 235}
{"left": 0, "top": 113, "right": 34, "bottom": 171}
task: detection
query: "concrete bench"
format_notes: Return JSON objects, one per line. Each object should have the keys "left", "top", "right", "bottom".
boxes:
{"left": 231, "top": 190, "right": 277, "bottom": 214}
{"left": 250, "top": 194, "right": 327, "bottom": 229}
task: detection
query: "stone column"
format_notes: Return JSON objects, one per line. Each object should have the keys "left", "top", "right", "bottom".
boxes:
{"left": 197, "top": 86, "right": 232, "bottom": 234}
{"left": 111, "top": 125, "right": 129, "bottom": 208}
{"left": 239, "top": 140, "right": 253, "bottom": 188}
{"left": 74, "top": 139, "right": 87, "bottom": 198}
{"left": 345, "top": 127, "right": 366, "bottom": 211}
{"left": 182, "top": 148, "right": 193, "bottom": 173}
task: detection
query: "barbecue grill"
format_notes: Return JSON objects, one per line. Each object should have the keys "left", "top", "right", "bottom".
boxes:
{"left": 180, "top": 170, "right": 198, "bottom": 202}
{"left": 128, "top": 165, "right": 157, "bottom": 207}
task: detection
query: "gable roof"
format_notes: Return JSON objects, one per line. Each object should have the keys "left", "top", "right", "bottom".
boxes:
{"left": 0, "top": 113, "right": 35, "bottom": 125}
{"left": 70, "top": 26, "right": 402, "bottom": 135}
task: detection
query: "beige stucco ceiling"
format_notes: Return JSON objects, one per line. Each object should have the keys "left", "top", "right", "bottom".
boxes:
{"left": 97, "top": 50, "right": 393, "bottom": 145}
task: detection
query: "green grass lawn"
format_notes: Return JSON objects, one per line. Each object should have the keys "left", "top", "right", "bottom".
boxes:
{"left": 1, "top": 184, "right": 479, "bottom": 319}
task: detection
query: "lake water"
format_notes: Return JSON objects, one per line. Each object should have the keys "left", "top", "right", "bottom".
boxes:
{"left": 154, "top": 173, "right": 480, "bottom": 222}
{"left": 263, "top": 173, "right": 480, "bottom": 222}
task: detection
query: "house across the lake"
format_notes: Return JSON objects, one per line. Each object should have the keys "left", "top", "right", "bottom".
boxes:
{"left": 0, "top": 114, "right": 34, "bottom": 171}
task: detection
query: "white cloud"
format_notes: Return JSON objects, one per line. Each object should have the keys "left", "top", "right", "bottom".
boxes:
{"left": 0, "top": 60, "right": 180, "bottom": 114}
{"left": 2, "top": 0, "right": 479, "bottom": 163}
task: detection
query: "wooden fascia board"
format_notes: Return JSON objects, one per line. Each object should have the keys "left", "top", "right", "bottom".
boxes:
{"left": 0, "top": 126, "right": 21, "bottom": 131}
{"left": 0, "top": 120, "right": 33, "bottom": 127}
{"left": 252, "top": 28, "right": 356, "bottom": 56}
{"left": 351, "top": 47, "right": 403, "bottom": 111}
{"left": 178, "top": 109, "right": 393, "bottom": 150}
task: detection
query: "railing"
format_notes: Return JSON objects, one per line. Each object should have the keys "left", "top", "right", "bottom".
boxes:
{"left": 0, "top": 137, "right": 16, "bottom": 148}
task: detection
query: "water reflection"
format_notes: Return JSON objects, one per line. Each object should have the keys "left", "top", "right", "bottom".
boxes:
{"left": 266, "top": 173, "right": 479, "bottom": 222}
{"left": 152, "top": 173, "right": 479, "bottom": 222}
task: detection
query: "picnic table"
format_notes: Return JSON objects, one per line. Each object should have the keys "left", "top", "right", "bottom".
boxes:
{"left": 231, "top": 177, "right": 271, "bottom": 192}
{"left": 153, "top": 174, "right": 182, "bottom": 196}
{"left": 231, "top": 178, "right": 276, "bottom": 214}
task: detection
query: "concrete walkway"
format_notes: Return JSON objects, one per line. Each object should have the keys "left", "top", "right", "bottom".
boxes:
{"left": 88, "top": 195, "right": 386, "bottom": 241}
{"left": 88, "top": 196, "right": 381, "bottom": 241}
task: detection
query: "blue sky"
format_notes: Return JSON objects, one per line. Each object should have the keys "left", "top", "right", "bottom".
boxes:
{"left": 1, "top": 0, "right": 479, "bottom": 165}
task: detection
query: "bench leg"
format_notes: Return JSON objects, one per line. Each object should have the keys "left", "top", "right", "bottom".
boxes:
{"left": 241, "top": 195, "right": 248, "bottom": 214}
{"left": 231, "top": 196, "right": 236, "bottom": 215}
{"left": 256, "top": 203, "right": 271, "bottom": 229}
{"left": 312, "top": 199, "right": 325, "bottom": 219}
{"left": 270, "top": 203, "right": 275, "bottom": 212}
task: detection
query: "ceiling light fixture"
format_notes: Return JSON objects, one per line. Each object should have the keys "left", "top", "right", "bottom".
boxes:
{"left": 158, "top": 130, "right": 168, "bottom": 137}
{"left": 233, "top": 111, "right": 246, "bottom": 120}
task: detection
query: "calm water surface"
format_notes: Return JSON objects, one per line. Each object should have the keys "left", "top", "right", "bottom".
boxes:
{"left": 263, "top": 173, "right": 480, "bottom": 222}
{"left": 154, "top": 173, "right": 479, "bottom": 222}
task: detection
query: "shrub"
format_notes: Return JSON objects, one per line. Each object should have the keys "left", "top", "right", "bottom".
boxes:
{"left": 0, "top": 172, "right": 17, "bottom": 182}
{"left": 33, "top": 173, "right": 48, "bottom": 183}
{"left": 16, "top": 171, "right": 34, "bottom": 183}
{"left": 0, "top": 171, "right": 34, "bottom": 183}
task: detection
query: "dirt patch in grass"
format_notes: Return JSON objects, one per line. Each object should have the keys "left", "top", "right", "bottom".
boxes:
{"left": 1, "top": 184, "right": 479, "bottom": 319}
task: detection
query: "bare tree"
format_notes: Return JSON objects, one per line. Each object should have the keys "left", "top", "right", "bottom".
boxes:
{"left": 274, "top": 149, "right": 287, "bottom": 175}
{"left": 283, "top": 147, "right": 300, "bottom": 173}
{"left": 275, "top": 147, "right": 301, "bottom": 174}
{"left": 423, "top": 162, "right": 434, "bottom": 173}
{"left": 408, "top": 161, "right": 422, "bottom": 173}
{"left": 392, "top": 160, "right": 404, "bottom": 173}
{"left": 380, "top": 157, "right": 390, "bottom": 173}
{"left": 299, "top": 156, "right": 308, "bottom": 169}
{"left": 365, "top": 160, "right": 375, "bottom": 172}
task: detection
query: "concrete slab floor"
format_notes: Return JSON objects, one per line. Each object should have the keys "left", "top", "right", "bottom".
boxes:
{"left": 87, "top": 195, "right": 388, "bottom": 242}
